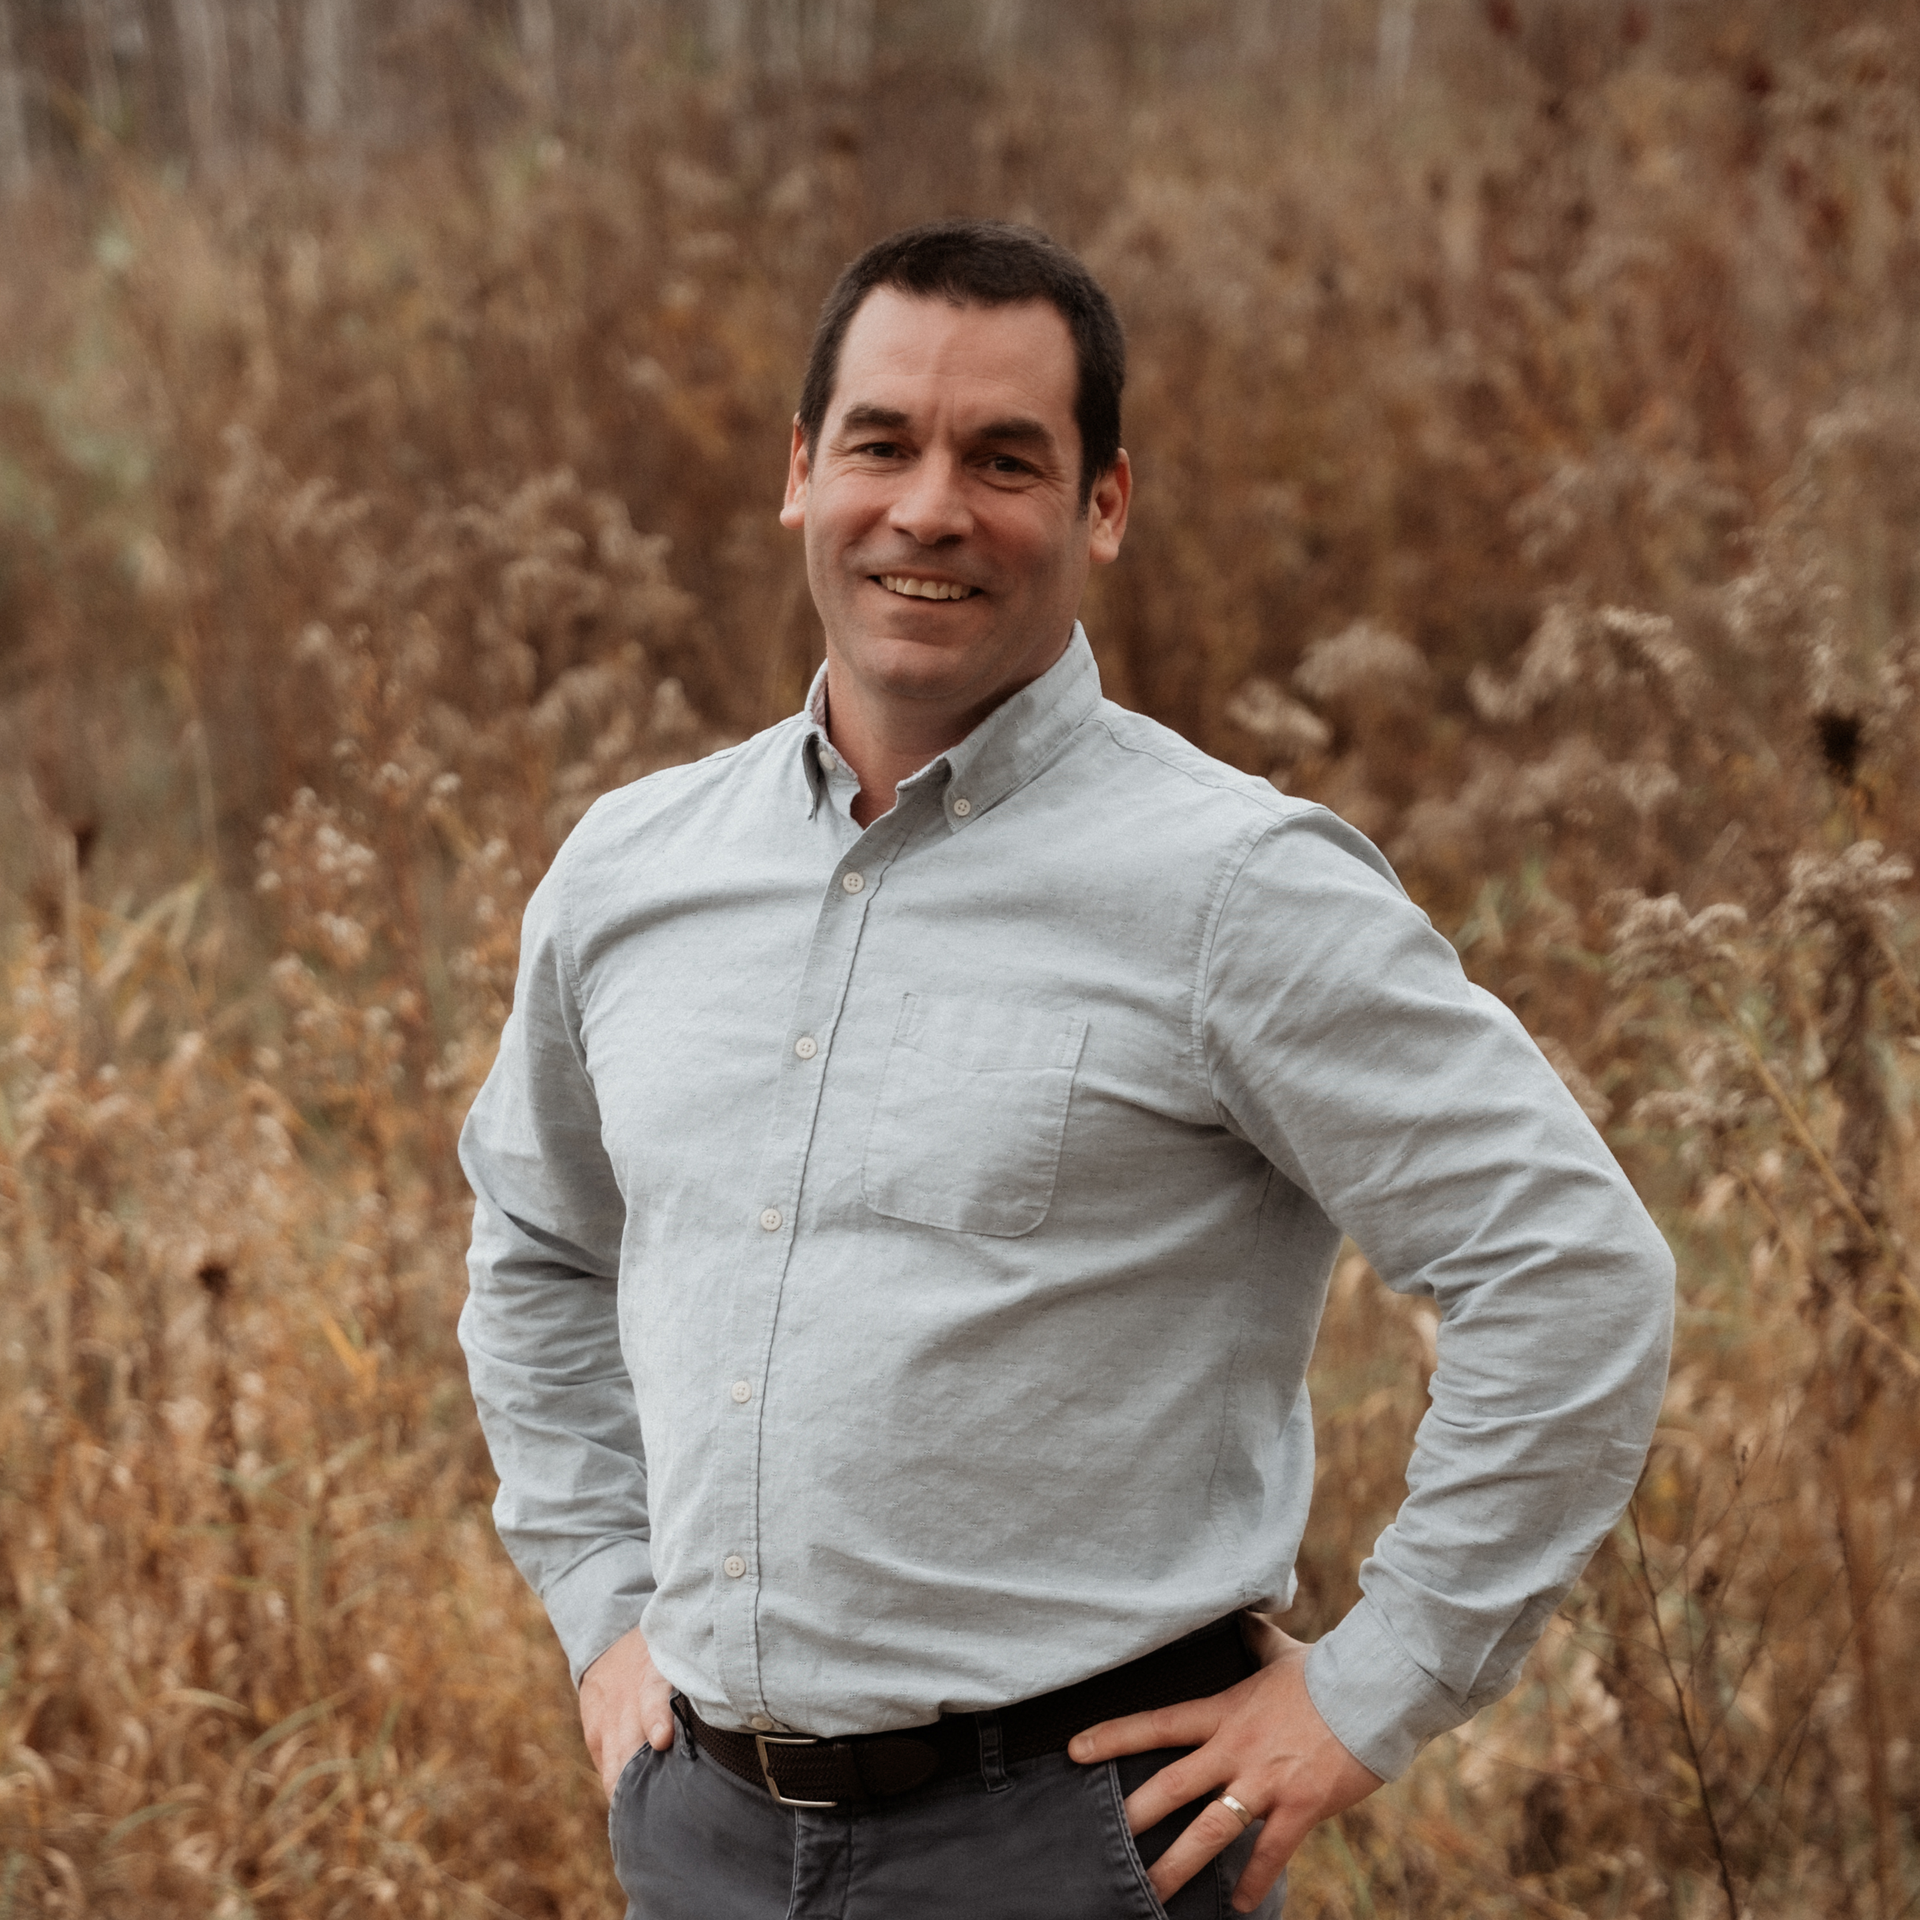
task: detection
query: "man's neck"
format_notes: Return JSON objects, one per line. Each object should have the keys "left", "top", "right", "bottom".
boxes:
{"left": 830, "top": 701, "right": 970, "bottom": 830}
{"left": 822, "top": 644, "right": 1070, "bottom": 829}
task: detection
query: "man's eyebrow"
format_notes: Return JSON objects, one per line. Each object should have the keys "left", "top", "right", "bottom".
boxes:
{"left": 970, "top": 416, "right": 1054, "bottom": 447}
{"left": 837, "top": 404, "right": 911, "bottom": 434}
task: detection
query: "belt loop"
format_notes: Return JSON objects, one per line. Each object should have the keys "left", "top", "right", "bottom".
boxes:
{"left": 976, "top": 1709, "right": 1009, "bottom": 1793}
{"left": 672, "top": 1693, "right": 698, "bottom": 1764}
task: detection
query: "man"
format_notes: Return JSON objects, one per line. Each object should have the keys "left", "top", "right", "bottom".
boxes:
{"left": 459, "top": 221, "right": 1674, "bottom": 1918}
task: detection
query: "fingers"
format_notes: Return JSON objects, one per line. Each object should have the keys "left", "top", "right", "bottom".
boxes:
{"left": 579, "top": 1623, "right": 675, "bottom": 1797}
{"left": 1119, "top": 1746, "right": 1224, "bottom": 1836}
{"left": 640, "top": 1663, "right": 676, "bottom": 1750}
{"left": 1142, "top": 1791, "right": 1262, "bottom": 1904}
{"left": 598, "top": 1742, "right": 635, "bottom": 1799}
{"left": 1075, "top": 1652, "right": 1387, "bottom": 1908}
{"left": 1068, "top": 1693, "right": 1227, "bottom": 1765}
{"left": 593, "top": 1688, "right": 669, "bottom": 1797}
{"left": 1227, "top": 1818, "right": 1313, "bottom": 1916}
{"left": 1149, "top": 1788, "right": 1324, "bottom": 1910}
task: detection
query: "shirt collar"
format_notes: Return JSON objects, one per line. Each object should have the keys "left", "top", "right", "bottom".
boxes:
{"left": 800, "top": 626, "right": 1102, "bottom": 830}
{"left": 801, "top": 670, "right": 861, "bottom": 817}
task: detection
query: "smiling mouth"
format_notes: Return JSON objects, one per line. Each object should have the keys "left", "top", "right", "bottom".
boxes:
{"left": 875, "top": 574, "right": 979, "bottom": 601}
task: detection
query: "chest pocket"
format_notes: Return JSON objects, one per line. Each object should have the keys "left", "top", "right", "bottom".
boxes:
{"left": 862, "top": 993, "right": 1088, "bottom": 1238}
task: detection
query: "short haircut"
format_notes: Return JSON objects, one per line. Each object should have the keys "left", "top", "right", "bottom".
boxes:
{"left": 797, "top": 221, "right": 1125, "bottom": 510}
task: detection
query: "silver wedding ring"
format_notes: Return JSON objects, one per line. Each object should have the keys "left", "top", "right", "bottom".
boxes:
{"left": 1215, "top": 1792, "right": 1255, "bottom": 1832}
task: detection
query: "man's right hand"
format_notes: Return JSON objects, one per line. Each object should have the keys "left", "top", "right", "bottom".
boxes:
{"left": 579, "top": 1623, "right": 676, "bottom": 1798}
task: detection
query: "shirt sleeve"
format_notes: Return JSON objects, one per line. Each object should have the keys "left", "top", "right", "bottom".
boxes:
{"left": 456, "top": 837, "right": 654, "bottom": 1685}
{"left": 1201, "top": 806, "right": 1675, "bottom": 1780}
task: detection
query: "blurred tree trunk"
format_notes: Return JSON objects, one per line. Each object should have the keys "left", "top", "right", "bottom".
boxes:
{"left": 79, "top": 0, "right": 126, "bottom": 132}
{"left": 242, "top": 0, "right": 288, "bottom": 132}
{"left": 978, "top": 0, "right": 1020, "bottom": 57}
{"left": 173, "top": 0, "right": 231, "bottom": 167}
{"left": 703, "top": 0, "right": 876, "bottom": 83}
{"left": 1377, "top": 0, "right": 1415, "bottom": 97}
{"left": 705, "top": 0, "right": 748, "bottom": 69}
{"left": 519, "top": 0, "right": 557, "bottom": 114}
{"left": 1234, "top": 0, "right": 1277, "bottom": 56}
{"left": 814, "top": 0, "right": 873, "bottom": 80}
{"left": 302, "top": 0, "right": 349, "bottom": 133}
{"left": 760, "top": 0, "right": 800, "bottom": 79}
{"left": 0, "top": 0, "right": 30, "bottom": 190}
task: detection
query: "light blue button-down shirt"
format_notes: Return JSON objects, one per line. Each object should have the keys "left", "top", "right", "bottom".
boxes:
{"left": 458, "top": 628, "right": 1673, "bottom": 1780}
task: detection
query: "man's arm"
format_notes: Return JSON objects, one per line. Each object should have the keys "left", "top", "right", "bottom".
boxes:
{"left": 1080, "top": 807, "right": 1675, "bottom": 1910}
{"left": 458, "top": 844, "right": 658, "bottom": 1735}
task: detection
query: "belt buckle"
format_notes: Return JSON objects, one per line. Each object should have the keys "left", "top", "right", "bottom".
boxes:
{"left": 755, "top": 1732, "right": 838, "bottom": 1808}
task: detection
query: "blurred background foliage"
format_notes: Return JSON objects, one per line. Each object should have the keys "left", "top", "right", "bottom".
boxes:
{"left": 1, "top": 0, "right": 1917, "bottom": 1915}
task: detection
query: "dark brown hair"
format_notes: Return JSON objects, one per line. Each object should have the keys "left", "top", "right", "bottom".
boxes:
{"left": 797, "top": 221, "right": 1125, "bottom": 509}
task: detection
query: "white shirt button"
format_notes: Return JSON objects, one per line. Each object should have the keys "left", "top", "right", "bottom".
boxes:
{"left": 841, "top": 871, "right": 865, "bottom": 894}
{"left": 730, "top": 1379, "right": 752, "bottom": 1404}
{"left": 723, "top": 1554, "right": 747, "bottom": 1579}
{"left": 793, "top": 1035, "right": 818, "bottom": 1060}
{"left": 759, "top": 1207, "right": 783, "bottom": 1232}
{"left": 749, "top": 1714, "right": 775, "bottom": 1732}
{"left": 952, "top": 797, "right": 972, "bottom": 817}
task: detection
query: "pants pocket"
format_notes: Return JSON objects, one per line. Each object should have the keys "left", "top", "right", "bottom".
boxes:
{"left": 606, "top": 1742, "right": 656, "bottom": 1878}
{"left": 608, "top": 1733, "right": 800, "bottom": 1920}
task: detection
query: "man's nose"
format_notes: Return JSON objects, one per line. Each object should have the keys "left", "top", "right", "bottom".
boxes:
{"left": 888, "top": 451, "right": 972, "bottom": 545}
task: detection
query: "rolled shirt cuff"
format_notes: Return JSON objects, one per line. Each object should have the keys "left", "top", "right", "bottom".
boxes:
{"left": 1302, "top": 1598, "right": 1466, "bottom": 1781}
{"left": 537, "top": 1536, "right": 657, "bottom": 1687}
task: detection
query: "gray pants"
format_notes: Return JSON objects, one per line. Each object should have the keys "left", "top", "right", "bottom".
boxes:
{"left": 609, "top": 1725, "right": 1284, "bottom": 1920}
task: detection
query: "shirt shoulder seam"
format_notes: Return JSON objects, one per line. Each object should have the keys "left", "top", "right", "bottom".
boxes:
{"left": 1080, "top": 713, "right": 1345, "bottom": 1122}
{"left": 1087, "top": 709, "right": 1306, "bottom": 817}
{"left": 1192, "top": 819, "right": 1285, "bottom": 1127}
{"left": 1079, "top": 718, "right": 1277, "bottom": 1111}
{"left": 586, "top": 727, "right": 784, "bottom": 817}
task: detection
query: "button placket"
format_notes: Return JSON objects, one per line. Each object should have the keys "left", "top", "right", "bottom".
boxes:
{"left": 709, "top": 820, "right": 911, "bottom": 1721}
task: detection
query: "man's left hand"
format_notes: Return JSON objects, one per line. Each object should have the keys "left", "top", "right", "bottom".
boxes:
{"left": 1067, "top": 1622, "right": 1382, "bottom": 1913}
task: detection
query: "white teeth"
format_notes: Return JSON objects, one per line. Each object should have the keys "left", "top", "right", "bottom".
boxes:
{"left": 879, "top": 575, "right": 975, "bottom": 601}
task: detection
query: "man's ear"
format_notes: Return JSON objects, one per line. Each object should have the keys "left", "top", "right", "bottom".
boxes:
{"left": 1087, "top": 448, "right": 1131, "bottom": 565}
{"left": 779, "top": 418, "right": 810, "bottom": 530}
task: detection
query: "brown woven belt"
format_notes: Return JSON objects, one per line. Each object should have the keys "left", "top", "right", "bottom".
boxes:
{"left": 679, "top": 1614, "right": 1253, "bottom": 1808}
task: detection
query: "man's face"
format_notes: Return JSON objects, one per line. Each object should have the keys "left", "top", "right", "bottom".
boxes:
{"left": 781, "top": 289, "right": 1129, "bottom": 725}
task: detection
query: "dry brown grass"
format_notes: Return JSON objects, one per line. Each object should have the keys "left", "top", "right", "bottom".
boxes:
{"left": 2, "top": 10, "right": 1917, "bottom": 1916}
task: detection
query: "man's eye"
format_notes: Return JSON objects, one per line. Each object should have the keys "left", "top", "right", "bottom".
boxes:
{"left": 986, "top": 456, "right": 1033, "bottom": 476}
{"left": 857, "top": 442, "right": 903, "bottom": 458}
